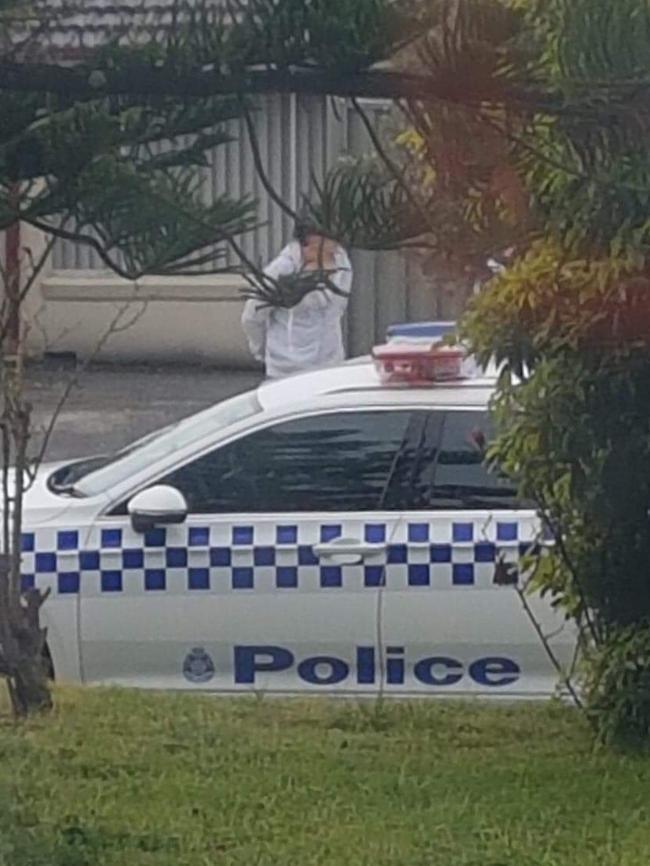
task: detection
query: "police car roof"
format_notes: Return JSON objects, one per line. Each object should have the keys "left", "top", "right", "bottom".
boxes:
{"left": 257, "top": 357, "right": 498, "bottom": 412}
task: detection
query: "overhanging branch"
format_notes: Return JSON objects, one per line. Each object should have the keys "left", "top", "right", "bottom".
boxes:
{"left": 0, "top": 60, "right": 547, "bottom": 109}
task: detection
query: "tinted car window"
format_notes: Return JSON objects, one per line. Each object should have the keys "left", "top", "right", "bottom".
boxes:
{"left": 72, "top": 390, "right": 263, "bottom": 497}
{"left": 382, "top": 412, "right": 444, "bottom": 510}
{"left": 429, "top": 410, "right": 523, "bottom": 509}
{"left": 394, "top": 410, "right": 525, "bottom": 510}
{"left": 153, "top": 410, "right": 414, "bottom": 513}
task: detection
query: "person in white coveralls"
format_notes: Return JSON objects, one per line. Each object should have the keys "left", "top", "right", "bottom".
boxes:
{"left": 241, "top": 221, "right": 353, "bottom": 379}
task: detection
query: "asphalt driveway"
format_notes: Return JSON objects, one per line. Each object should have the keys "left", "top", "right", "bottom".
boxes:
{"left": 25, "top": 361, "right": 261, "bottom": 462}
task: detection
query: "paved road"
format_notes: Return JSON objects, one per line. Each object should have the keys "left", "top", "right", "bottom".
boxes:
{"left": 25, "top": 362, "right": 262, "bottom": 462}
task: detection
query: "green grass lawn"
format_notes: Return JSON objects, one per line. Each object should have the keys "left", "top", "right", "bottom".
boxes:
{"left": 1, "top": 688, "right": 649, "bottom": 866}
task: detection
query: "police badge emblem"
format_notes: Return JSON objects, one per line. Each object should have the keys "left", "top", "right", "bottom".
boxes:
{"left": 182, "top": 647, "right": 215, "bottom": 684}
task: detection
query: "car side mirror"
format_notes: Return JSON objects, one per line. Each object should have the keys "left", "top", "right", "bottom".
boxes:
{"left": 128, "top": 485, "right": 188, "bottom": 533}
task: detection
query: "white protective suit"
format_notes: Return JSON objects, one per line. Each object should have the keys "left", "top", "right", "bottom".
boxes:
{"left": 241, "top": 240, "right": 353, "bottom": 379}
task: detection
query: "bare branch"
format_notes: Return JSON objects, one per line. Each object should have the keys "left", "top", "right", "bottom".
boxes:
{"left": 0, "top": 62, "right": 502, "bottom": 106}
{"left": 513, "top": 572, "right": 585, "bottom": 713}
{"left": 351, "top": 97, "right": 435, "bottom": 238}
{"left": 0, "top": 232, "right": 59, "bottom": 345}
{"left": 241, "top": 100, "right": 300, "bottom": 223}
{"left": 24, "top": 218, "right": 147, "bottom": 281}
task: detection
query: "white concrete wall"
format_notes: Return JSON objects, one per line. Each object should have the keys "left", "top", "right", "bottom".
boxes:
{"left": 23, "top": 253, "right": 451, "bottom": 365}
{"left": 19, "top": 221, "right": 55, "bottom": 351}
{"left": 29, "top": 271, "right": 257, "bottom": 367}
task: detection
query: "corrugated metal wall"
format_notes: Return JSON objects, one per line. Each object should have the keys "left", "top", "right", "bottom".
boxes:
{"left": 51, "top": 95, "right": 444, "bottom": 355}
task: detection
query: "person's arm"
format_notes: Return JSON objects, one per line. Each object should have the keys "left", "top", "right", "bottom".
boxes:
{"left": 298, "top": 249, "right": 353, "bottom": 314}
{"left": 241, "top": 243, "right": 300, "bottom": 361}
{"left": 241, "top": 299, "right": 269, "bottom": 362}
{"left": 264, "top": 242, "right": 301, "bottom": 281}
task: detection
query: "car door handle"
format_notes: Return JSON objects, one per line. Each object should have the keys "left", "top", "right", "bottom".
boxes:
{"left": 313, "top": 539, "right": 386, "bottom": 563}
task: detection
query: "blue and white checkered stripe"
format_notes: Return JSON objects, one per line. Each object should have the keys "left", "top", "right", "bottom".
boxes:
{"left": 20, "top": 517, "right": 540, "bottom": 596}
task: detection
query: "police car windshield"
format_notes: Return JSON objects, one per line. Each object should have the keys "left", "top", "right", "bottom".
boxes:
{"left": 59, "top": 390, "right": 263, "bottom": 497}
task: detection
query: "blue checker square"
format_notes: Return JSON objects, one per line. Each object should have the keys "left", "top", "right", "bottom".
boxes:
{"left": 232, "top": 526, "right": 254, "bottom": 546}
{"left": 188, "top": 527, "right": 210, "bottom": 547}
{"left": 35, "top": 552, "right": 56, "bottom": 573}
{"left": 145, "top": 527, "right": 166, "bottom": 547}
{"left": 21, "top": 574, "right": 35, "bottom": 592}
{"left": 408, "top": 564, "right": 430, "bottom": 586}
{"left": 254, "top": 547, "right": 275, "bottom": 567}
{"left": 408, "top": 523, "right": 429, "bottom": 543}
{"left": 145, "top": 569, "right": 166, "bottom": 591}
{"left": 166, "top": 547, "right": 188, "bottom": 568}
{"left": 475, "top": 542, "right": 496, "bottom": 563}
{"left": 210, "top": 547, "right": 231, "bottom": 567}
{"left": 101, "top": 570, "right": 123, "bottom": 593}
{"left": 364, "top": 566, "right": 385, "bottom": 587}
{"left": 387, "top": 544, "right": 407, "bottom": 564}
{"left": 21, "top": 533, "right": 35, "bottom": 553}
{"left": 430, "top": 544, "right": 452, "bottom": 563}
{"left": 189, "top": 568, "right": 210, "bottom": 590}
{"left": 365, "top": 524, "right": 386, "bottom": 543}
{"left": 320, "top": 524, "right": 342, "bottom": 543}
{"left": 453, "top": 563, "right": 475, "bottom": 586}
{"left": 57, "top": 530, "right": 78, "bottom": 551}
{"left": 298, "top": 545, "right": 318, "bottom": 566}
{"left": 58, "top": 572, "right": 80, "bottom": 594}
{"left": 276, "top": 525, "right": 298, "bottom": 544}
{"left": 452, "top": 523, "right": 474, "bottom": 543}
{"left": 79, "top": 550, "right": 100, "bottom": 571}
{"left": 276, "top": 567, "right": 298, "bottom": 588}
{"left": 519, "top": 542, "right": 540, "bottom": 558}
{"left": 497, "top": 522, "right": 518, "bottom": 542}
{"left": 232, "top": 567, "right": 254, "bottom": 589}
{"left": 122, "top": 548, "right": 144, "bottom": 569}
{"left": 101, "top": 528, "right": 122, "bottom": 549}
{"left": 320, "top": 566, "right": 342, "bottom": 588}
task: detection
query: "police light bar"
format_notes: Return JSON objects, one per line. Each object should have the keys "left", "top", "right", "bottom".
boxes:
{"left": 372, "top": 341, "right": 466, "bottom": 384}
{"left": 386, "top": 321, "right": 457, "bottom": 343}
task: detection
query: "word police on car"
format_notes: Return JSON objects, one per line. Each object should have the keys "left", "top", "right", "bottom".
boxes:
{"left": 233, "top": 646, "right": 520, "bottom": 688}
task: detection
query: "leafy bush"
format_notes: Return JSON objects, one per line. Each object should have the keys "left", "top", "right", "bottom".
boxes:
{"left": 584, "top": 626, "right": 650, "bottom": 746}
{"left": 465, "top": 245, "right": 650, "bottom": 741}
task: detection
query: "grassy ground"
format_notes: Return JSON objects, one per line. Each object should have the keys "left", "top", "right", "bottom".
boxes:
{"left": 1, "top": 688, "right": 649, "bottom": 866}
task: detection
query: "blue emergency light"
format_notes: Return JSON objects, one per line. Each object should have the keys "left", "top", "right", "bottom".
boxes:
{"left": 386, "top": 321, "right": 457, "bottom": 342}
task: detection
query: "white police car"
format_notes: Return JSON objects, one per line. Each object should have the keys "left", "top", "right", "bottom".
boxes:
{"left": 26, "top": 337, "right": 574, "bottom": 698}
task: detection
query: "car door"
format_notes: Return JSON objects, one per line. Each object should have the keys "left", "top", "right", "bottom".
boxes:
{"left": 381, "top": 408, "right": 576, "bottom": 697}
{"left": 78, "top": 407, "right": 420, "bottom": 693}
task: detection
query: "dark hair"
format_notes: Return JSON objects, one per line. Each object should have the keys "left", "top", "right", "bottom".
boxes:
{"left": 293, "top": 220, "right": 316, "bottom": 245}
{"left": 293, "top": 217, "right": 333, "bottom": 246}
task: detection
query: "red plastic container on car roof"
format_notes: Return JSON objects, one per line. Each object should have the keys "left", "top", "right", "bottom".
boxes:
{"left": 371, "top": 341, "right": 466, "bottom": 384}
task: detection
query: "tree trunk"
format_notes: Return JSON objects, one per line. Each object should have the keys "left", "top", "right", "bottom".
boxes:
{"left": 0, "top": 552, "right": 52, "bottom": 717}
{"left": 0, "top": 205, "right": 53, "bottom": 718}
{"left": 11, "top": 652, "right": 52, "bottom": 716}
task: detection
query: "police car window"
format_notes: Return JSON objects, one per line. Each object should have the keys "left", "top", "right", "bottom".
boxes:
{"left": 71, "top": 390, "right": 263, "bottom": 497}
{"left": 380, "top": 412, "right": 444, "bottom": 510}
{"left": 424, "top": 410, "right": 525, "bottom": 510}
{"left": 153, "top": 410, "right": 415, "bottom": 513}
